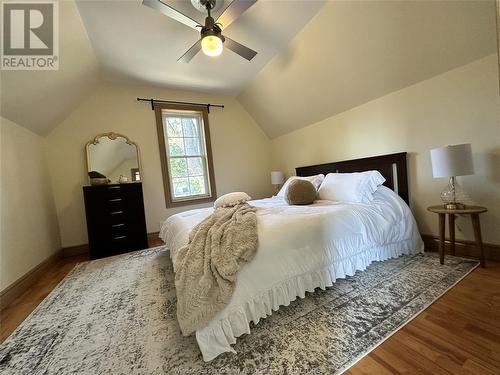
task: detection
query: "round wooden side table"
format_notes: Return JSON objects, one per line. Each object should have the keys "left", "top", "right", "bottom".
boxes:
{"left": 427, "top": 205, "right": 488, "bottom": 267}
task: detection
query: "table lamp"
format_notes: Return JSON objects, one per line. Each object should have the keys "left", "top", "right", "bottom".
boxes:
{"left": 430, "top": 143, "right": 474, "bottom": 210}
{"left": 271, "top": 171, "right": 285, "bottom": 194}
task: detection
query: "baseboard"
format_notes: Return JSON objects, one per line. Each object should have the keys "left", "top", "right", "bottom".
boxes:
{"left": 422, "top": 234, "right": 500, "bottom": 261}
{"left": 62, "top": 243, "right": 89, "bottom": 257}
{"left": 147, "top": 231, "right": 160, "bottom": 242}
{"left": 60, "top": 232, "right": 161, "bottom": 257}
{"left": 0, "top": 249, "right": 63, "bottom": 311}
{"left": 1, "top": 232, "right": 162, "bottom": 312}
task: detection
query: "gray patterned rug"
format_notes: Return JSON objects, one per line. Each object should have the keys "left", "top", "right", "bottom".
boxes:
{"left": 0, "top": 247, "right": 478, "bottom": 375}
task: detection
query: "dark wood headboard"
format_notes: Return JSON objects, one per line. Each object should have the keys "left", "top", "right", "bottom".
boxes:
{"left": 296, "top": 152, "right": 409, "bottom": 204}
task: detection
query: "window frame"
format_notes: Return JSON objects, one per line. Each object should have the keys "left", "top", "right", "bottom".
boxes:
{"left": 154, "top": 103, "right": 217, "bottom": 208}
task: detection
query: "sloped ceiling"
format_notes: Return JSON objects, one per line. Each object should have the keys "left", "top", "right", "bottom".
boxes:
{"left": 237, "top": 0, "right": 498, "bottom": 138}
{"left": 1, "top": 0, "right": 497, "bottom": 138}
{"left": 75, "top": 0, "right": 325, "bottom": 95}
{"left": 0, "top": 0, "right": 101, "bottom": 136}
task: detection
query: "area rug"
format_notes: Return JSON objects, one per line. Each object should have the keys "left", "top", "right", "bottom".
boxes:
{"left": 0, "top": 247, "right": 478, "bottom": 375}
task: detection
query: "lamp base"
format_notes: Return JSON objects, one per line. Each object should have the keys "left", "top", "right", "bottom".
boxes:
{"left": 443, "top": 202, "right": 466, "bottom": 210}
{"left": 440, "top": 176, "right": 470, "bottom": 211}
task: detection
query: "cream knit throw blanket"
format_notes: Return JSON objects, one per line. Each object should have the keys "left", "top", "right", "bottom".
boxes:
{"left": 174, "top": 203, "right": 258, "bottom": 336}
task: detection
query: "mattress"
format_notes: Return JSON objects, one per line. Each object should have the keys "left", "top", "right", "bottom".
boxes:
{"left": 160, "top": 186, "right": 424, "bottom": 361}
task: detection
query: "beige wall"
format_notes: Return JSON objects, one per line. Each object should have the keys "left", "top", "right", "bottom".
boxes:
{"left": 271, "top": 55, "right": 500, "bottom": 244}
{"left": 45, "top": 81, "right": 272, "bottom": 247}
{"left": 0, "top": 117, "right": 61, "bottom": 291}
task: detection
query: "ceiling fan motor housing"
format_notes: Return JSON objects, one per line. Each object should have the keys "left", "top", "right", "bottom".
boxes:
{"left": 201, "top": 19, "right": 225, "bottom": 42}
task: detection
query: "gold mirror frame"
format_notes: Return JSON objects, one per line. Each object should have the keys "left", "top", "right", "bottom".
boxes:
{"left": 85, "top": 132, "right": 143, "bottom": 183}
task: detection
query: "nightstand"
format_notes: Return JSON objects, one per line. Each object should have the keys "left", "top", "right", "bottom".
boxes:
{"left": 427, "top": 205, "right": 487, "bottom": 267}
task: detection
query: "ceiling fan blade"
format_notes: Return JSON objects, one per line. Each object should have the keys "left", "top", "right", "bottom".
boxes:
{"left": 224, "top": 37, "right": 257, "bottom": 61}
{"left": 178, "top": 40, "right": 202, "bottom": 63}
{"left": 216, "top": 0, "right": 257, "bottom": 29}
{"left": 143, "top": 0, "right": 200, "bottom": 30}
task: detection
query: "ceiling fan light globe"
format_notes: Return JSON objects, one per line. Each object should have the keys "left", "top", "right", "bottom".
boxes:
{"left": 201, "top": 35, "right": 223, "bottom": 57}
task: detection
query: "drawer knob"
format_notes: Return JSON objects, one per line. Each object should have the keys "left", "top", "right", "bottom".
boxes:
{"left": 110, "top": 211, "right": 124, "bottom": 215}
{"left": 111, "top": 223, "right": 125, "bottom": 228}
{"left": 109, "top": 198, "right": 122, "bottom": 202}
{"left": 113, "top": 235, "right": 127, "bottom": 240}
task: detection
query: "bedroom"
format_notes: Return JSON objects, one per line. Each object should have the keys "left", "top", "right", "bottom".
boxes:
{"left": 0, "top": 0, "right": 499, "bottom": 373}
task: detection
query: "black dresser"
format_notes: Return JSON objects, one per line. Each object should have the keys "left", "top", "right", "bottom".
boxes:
{"left": 83, "top": 183, "right": 148, "bottom": 259}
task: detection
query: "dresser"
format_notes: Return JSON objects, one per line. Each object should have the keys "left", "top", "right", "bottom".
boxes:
{"left": 83, "top": 183, "right": 148, "bottom": 259}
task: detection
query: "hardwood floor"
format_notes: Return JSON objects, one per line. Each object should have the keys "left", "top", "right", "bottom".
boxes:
{"left": 347, "top": 261, "right": 500, "bottom": 374}
{"left": 0, "top": 253, "right": 88, "bottom": 343}
{"left": 1, "top": 245, "right": 499, "bottom": 374}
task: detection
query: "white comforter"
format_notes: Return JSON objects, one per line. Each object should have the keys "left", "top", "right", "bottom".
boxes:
{"left": 160, "top": 186, "right": 424, "bottom": 361}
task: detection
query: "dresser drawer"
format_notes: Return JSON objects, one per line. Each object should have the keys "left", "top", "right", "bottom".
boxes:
{"left": 83, "top": 183, "right": 148, "bottom": 259}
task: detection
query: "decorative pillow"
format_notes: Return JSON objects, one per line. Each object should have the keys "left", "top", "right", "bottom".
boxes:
{"left": 317, "top": 171, "right": 386, "bottom": 203}
{"left": 277, "top": 174, "right": 324, "bottom": 198}
{"left": 285, "top": 179, "right": 317, "bottom": 205}
{"left": 214, "top": 192, "right": 251, "bottom": 209}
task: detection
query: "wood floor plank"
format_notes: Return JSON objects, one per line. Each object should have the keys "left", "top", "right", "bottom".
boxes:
{"left": 344, "top": 354, "right": 396, "bottom": 375}
{"left": 1, "top": 247, "right": 499, "bottom": 374}
{"left": 388, "top": 331, "right": 468, "bottom": 375}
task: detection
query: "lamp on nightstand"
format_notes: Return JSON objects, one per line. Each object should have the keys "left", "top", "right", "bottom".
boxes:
{"left": 430, "top": 143, "right": 474, "bottom": 210}
{"left": 271, "top": 171, "right": 285, "bottom": 195}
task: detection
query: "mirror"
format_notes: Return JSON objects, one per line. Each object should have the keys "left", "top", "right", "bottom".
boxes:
{"left": 86, "top": 132, "right": 142, "bottom": 183}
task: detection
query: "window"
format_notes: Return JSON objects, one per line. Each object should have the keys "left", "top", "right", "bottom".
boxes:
{"left": 154, "top": 104, "right": 216, "bottom": 207}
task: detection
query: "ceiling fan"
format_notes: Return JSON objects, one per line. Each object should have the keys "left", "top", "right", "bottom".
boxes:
{"left": 143, "top": 0, "right": 258, "bottom": 62}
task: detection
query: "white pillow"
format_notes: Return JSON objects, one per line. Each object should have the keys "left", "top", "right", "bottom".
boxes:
{"left": 214, "top": 192, "right": 251, "bottom": 208}
{"left": 317, "top": 171, "right": 386, "bottom": 203}
{"left": 277, "top": 174, "right": 324, "bottom": 198}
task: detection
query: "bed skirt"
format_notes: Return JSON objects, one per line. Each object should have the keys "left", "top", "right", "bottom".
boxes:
{"left": 195, "top": 238, "right": 423, "bottom": 361}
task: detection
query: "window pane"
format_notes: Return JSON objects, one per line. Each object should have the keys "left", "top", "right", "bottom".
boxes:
{"left": 182, "top": 117, "right": 199, "bottom": 137}
{"left": 160, "top": 109, "right": 213, "bottom": 204}
{"left": 189, "top": 176, "right": 206, "bottom": 195}
{"left": 170, "top": 158, "right": 188, "bottom": 178}
{"left": 172, "top": 177, "right": 190, "bottom": 197}
{"left": 185, "top": 137, "right": 201, "bottom": 156}
{"left": 166, "top": 117, "right": 183, "bottom": 137}
{"left": 168, "top": 138, "right": 185, "bottom": 156}
{"left": 187, "top": 157, "right": 204, "bottom": 176}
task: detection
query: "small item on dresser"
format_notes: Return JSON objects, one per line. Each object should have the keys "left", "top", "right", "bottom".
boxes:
{"left": 285, "top": 179, "right": 316, "bottom": 205}
{"left": 88, "top": 171, "right": 110, "bottom": 186}
{"left": 118, "top": 175, "right": 129, "bottom": 184}
{"left": 89, "top": 178, "right": 110, "bottom": 186}
{"left": 214, "top": 192, "right": 251, "bottom": 208}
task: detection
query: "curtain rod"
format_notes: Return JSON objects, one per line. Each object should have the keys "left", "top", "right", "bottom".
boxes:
{"left": 136, "top": 97, "right": 224, "bottom": 113}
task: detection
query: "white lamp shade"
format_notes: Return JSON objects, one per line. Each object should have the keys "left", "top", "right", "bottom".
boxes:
{"left": 430, "top": 143, "right": 474, "bottom": 178}
{"left": 271, "top": 171, "right": 285, "bottom": 185}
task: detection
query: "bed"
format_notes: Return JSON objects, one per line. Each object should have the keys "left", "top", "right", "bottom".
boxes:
{"left": 160, "top": 152, "right": 424, "bottom": 361}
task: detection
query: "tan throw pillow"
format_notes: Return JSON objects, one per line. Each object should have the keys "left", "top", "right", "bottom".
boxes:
{"left": 285, "top": 179, "right": 317, "bottom": 205}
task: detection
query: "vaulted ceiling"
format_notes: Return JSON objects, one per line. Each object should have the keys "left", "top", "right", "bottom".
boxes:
{"left": 75, "top": 0, "right": 325, "bottom": 94}
{"left": 0, "top": 1, "right": 101, "bottom": 136}
{"left": 238, "top": 0, "right": 498, "bottom": 138}
{"left": 0, "top": 0, "right": 497, "bottom": 138}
